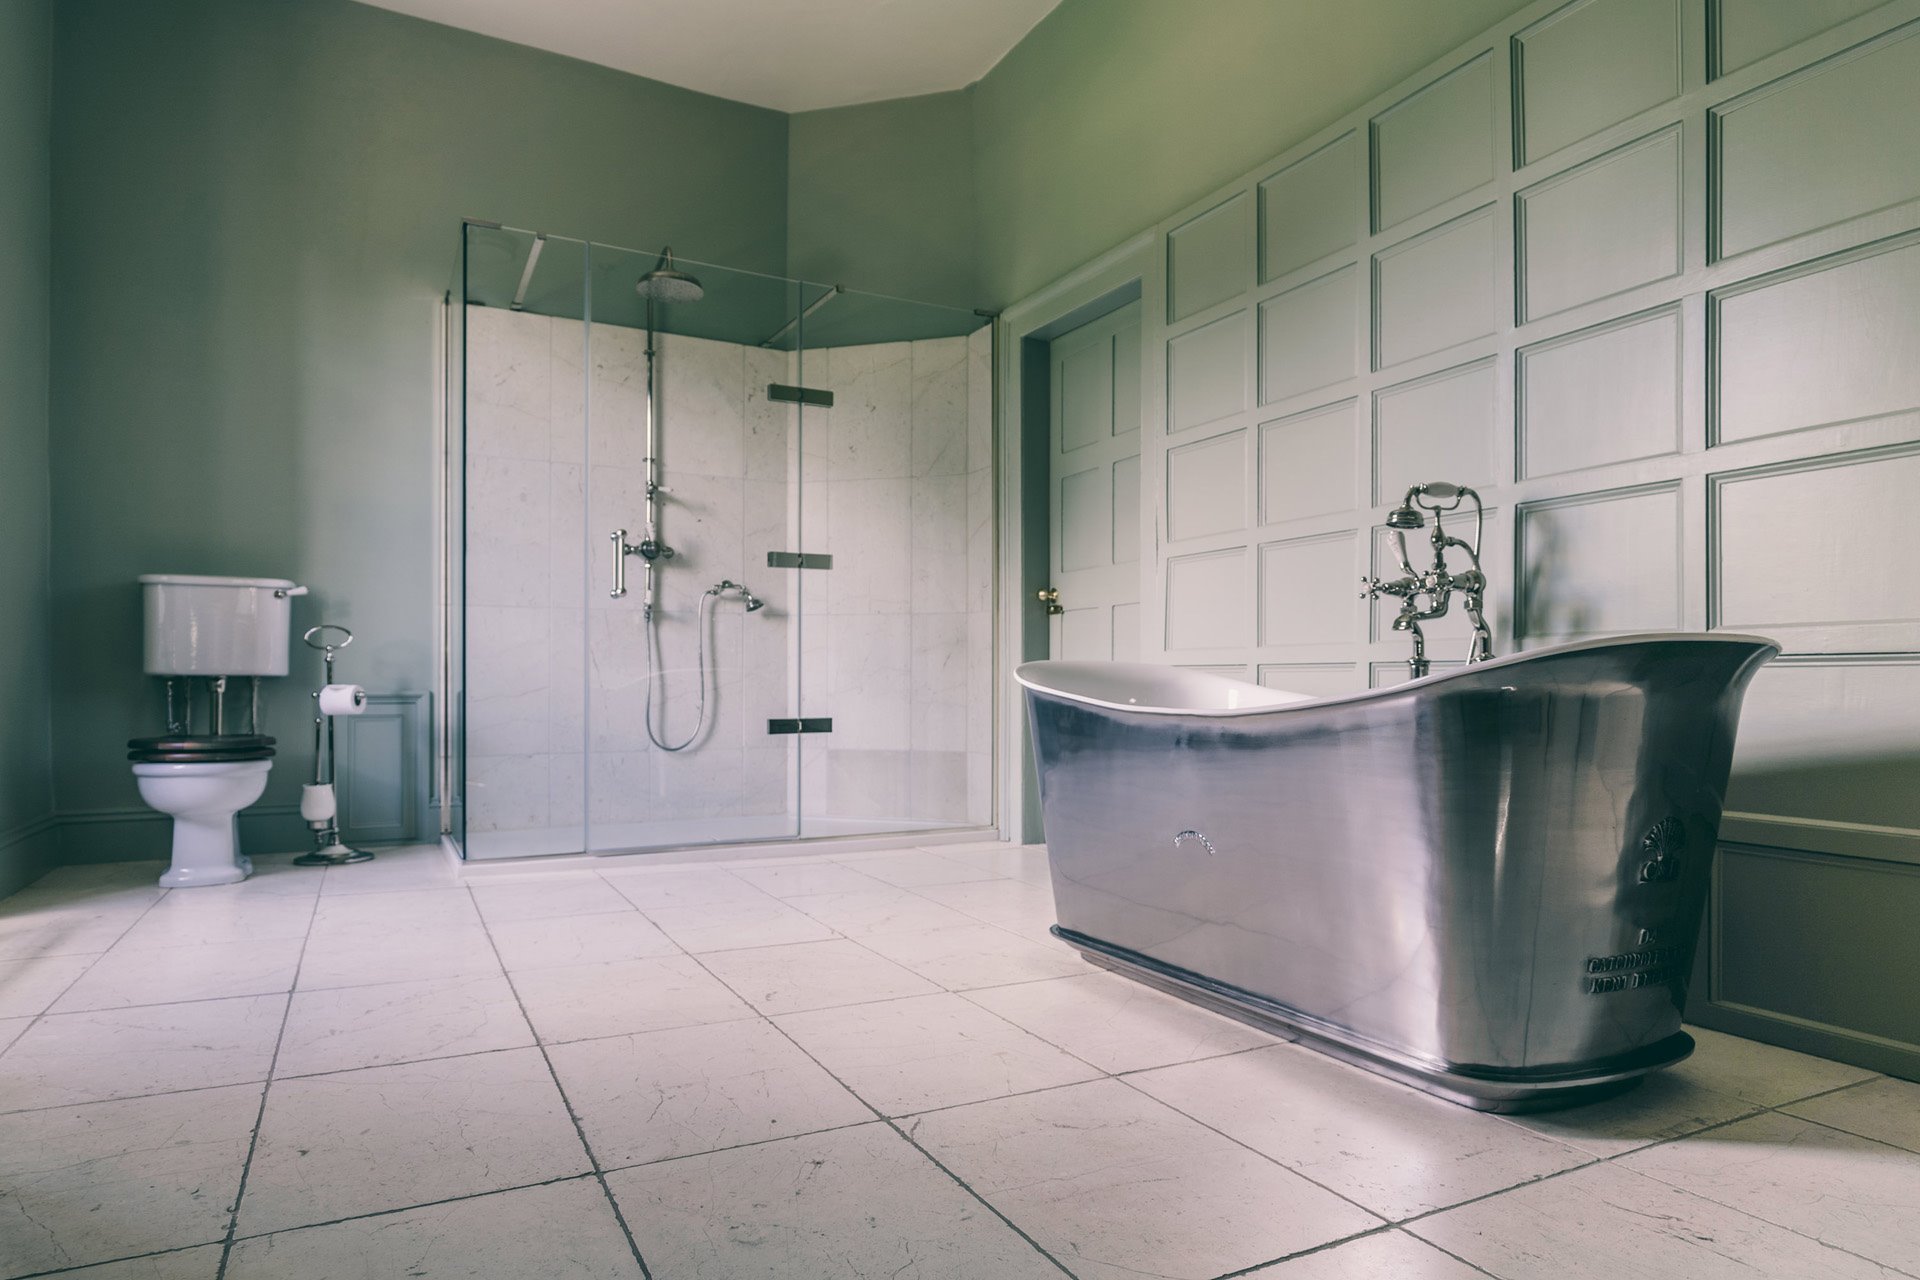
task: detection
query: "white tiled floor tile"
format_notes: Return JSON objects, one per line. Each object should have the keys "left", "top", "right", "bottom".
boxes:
{"left": 782, "top": 887, "right": 976, "bottom": 938}
{"left": 1130, "top": 1044, "right": 1591, "bottom": 1219}
{"left": 51, "top": 936, "right": 304, "bottom": 1013}
{"left": 773, "top": 992, "right": 1099, "bottom": 1116}
{"left": 599, "top": 865, "right": 765, "bottom": 910}
{"left": 317, "top": 845, "right": 458, "bottom": 895}
{"left": 1679, "top": 1025, "right": 1880, "bottom": 1105}
{"left": 310, "top": 886, "right": 480, "bottom": 934}
{"left": 236, "top": 1047, "right": 590, "bottom": 1236}
{"left": 1494, "top": 1066, "right": 1765, "bottom": 1158}
{"left": 0, "top": 952, "right": 99, "bottom": 1017}
{"left": 835, "top": 849, "right": 995, "bottom": 888}
{"left": 922, "top": 843, "right": 1053, "bottom": 885}
{"left": 855, "top": 922, "right": 1087, "bottom": 990}
{"left": 1622, "top": 1110, "right": 1920, "bottom": 1271}
{"left": 1786, "top": 1076, "right": 1920, "bottom": 1154}
{"left": 486, "top": 911, "right": 678, "bottom": 971}
{"left": 607, "top": 1123, "right": 1062, "bottom": 1278}
{"left": 510, "top": 954, "right": 753, "bottom": 1043}
{"left": 225, "top": 853, "right": 325, "bottom": 898}
{"left": 277, "top": 973, "right": 534, "bottom": 1077}
{"left": 112, "top": 895, "right": 315, "bottom": 950}
{"left": 728, "top": 861, "right": 891, "bottom": 898}
{"left": 0, "top": 910, "right": 139, "bottom": 961}
{"left": 470, "top": 876, "right": 633, "bottom": 923}
{"left": 1245, "top": 1229, "right": 1485, "bottom": 1278}
{"left": 3, "top": 864, "right": 167, "bottom": 918}
{"left": 49, "top": 1244, "right": 225, "bottom": 1277}
{"left": 641, "top": 897, "right": 835, "bottom": 952}
{"left": 699, "top": 939, "right": 939, "bottom": 1014}
{"left": 0, "top": 1016, "right": 29, "bottom": 1053}
{"left": 295, "top": 922, "right": 501, "bottom": 991}
{"left": 0, "top": 1084, "right": 259, "bottom": 1275}
{"left": 1411, "top": 1161, "right": 1901, "bottom": 1280}
{"left": 550, "top": 1018, "right": 871, "bottom": 1168}
{"left": 911, "top": 877, "right": 1058, "bottom": 935}
{"left": 966, "top": 971, "right": 1273, "bottom": 1073}
{"left": 226, "top": 1178, "right": 642, "bottom": 1278}
{"left": 1, "top": 994, "right": 286, "bottom": 1110}
{"left": 906, "top": 1078, "right": 1380, "bottom": 1280}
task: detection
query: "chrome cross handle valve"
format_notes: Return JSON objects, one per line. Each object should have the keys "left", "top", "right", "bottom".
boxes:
{"left": 611, "top": 528, "right": 680, "bottom": 598}
{"left": 1361, "top": 480, "right": 1495, "bottom": 680}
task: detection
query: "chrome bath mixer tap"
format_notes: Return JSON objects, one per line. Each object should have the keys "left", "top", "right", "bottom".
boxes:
{"left": 1361, "top": 481, "right": 1495, "bottom": 680}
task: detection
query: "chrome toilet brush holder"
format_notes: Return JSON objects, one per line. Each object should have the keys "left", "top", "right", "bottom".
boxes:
{"left": 294, "top": 623, "right": 375, "bottom": 868}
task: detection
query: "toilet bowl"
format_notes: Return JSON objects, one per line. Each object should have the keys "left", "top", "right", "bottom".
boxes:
{"left": 133, "top": 759, "right": 272, "bottom": 887}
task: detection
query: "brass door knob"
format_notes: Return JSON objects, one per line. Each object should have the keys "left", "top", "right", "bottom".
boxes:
{"left": 1036, "top": 587, "right": 1063, "bottom": 615}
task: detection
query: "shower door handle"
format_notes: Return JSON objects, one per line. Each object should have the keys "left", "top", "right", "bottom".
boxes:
{"left": 610, "top": 529, "right": 636, "bottom": 598}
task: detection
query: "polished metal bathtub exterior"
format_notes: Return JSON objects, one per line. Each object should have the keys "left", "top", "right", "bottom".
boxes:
{"left": 1019, "top": 634, "right": 1778, "bottom": 1110}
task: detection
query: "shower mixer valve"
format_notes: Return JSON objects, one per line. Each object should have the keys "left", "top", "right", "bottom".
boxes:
{"left": 609, "top": 528, "right": 677, "bottom": 599}
{"left": 1361, "top": 480, "right": 1496, "bottom": 681}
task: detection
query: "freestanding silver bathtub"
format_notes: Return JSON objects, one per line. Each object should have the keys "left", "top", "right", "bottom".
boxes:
{"left": 1018, "top": 633, "right": 1778, "bottom": 1110}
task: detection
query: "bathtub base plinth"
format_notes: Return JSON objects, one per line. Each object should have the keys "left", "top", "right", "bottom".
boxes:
{"left": 1056, "top": 926, "right": 1689, "bottom": 1113}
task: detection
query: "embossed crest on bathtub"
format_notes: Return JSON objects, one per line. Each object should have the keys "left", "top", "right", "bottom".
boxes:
{"left": 1637, "top": 816, "right": 1685, "bottom": 883}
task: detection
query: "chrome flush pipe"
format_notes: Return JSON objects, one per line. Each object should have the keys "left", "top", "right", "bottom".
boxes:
{"left": 1361, "top": 481, "right": 1495, "bottom": 679}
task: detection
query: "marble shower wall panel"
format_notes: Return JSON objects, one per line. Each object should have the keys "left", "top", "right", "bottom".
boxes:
{"left": 813, "top": 333, "right": 990, "bottom": 827}
{"left": 465, "top": 307, "right": 571, "bottom": 836}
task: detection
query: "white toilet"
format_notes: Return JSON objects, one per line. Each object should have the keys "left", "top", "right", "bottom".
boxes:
{"left": 133, "top": 759, "right": 272, "bottom": 887}
{"left": 132, "top": 574, "right": 303, "bottom": 888}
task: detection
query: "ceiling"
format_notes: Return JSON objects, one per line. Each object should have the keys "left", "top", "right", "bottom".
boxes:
{"left": 357, "top": 0, "right": 1064, "bottom": 112}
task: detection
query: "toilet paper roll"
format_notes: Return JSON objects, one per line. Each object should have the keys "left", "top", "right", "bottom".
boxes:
{"left": 301, "top": 783, "right": 337, "bottom": 822}
{"left": 318, "top": 684, "right": 367, "bottom": 716}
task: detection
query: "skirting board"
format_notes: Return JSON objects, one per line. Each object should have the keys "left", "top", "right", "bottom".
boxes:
{"left": 57, "top": 805, "right": 311, "bottom": 866}
{"left": 0, "top": 816, "right": 61, "bottom": 897}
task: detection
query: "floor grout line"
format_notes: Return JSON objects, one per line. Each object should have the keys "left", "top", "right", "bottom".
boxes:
{"left": 6, "top": 1238, "right": 229, "bottom": 1280}
{"left": 4, "top": 848, "right": 1914, "bottom": 1278}
{"left": 211, "top": 885, "right": 324, "bottom": 1280}
{"left": 465, "top": 883, "right": 656, "bottom": 1280}
{"left": 676, "top": 942, "right": 1084, "bottom": 1278}
{"left": 1, "top": 886, "right": 171, "bottom": 1046}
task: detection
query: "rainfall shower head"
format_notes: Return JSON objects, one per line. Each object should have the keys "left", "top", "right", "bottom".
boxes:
{"left": 634, "top": 246, "right": 705, "bottom": 304}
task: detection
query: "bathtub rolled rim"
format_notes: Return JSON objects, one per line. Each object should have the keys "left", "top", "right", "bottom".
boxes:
{"left": 1016, "top": 630, "right": 1781, "bottom": 718}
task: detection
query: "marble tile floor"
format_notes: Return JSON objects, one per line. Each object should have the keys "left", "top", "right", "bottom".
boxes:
{"left": 1, "top": 841, "right": 1915, "bottom": 1279}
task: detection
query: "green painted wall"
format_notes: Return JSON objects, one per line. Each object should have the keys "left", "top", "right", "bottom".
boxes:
{"left": 970, "top": 0, "right": 1536, "bottom": 307}
{"left": 788, "top": 89, "right": 977, "bottom": 309}
{"left": 34, "top": 0, "right": 1557, "bottom": 866}
{"left": 48, "top": 0, "right": 788, "bottom": 858}
{"left": 0, "top": 0, "right": 57, "bottom": 893}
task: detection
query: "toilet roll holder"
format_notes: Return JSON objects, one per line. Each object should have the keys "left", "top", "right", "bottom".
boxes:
{"left": 295, "top": 624, "right": 375, "bottom": 868}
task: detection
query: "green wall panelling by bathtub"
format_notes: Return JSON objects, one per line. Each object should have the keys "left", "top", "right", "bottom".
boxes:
{"left": 46, "top": 0, "right": 789, "bottom": 860}
{"left": 0, "top": 0, "right": 56, "bottom": 896}
{"left": 1041, "top": 0, "right": 1919, "bottom": 1077}
{"left": 968, "top": 0, "right": 1540, "bottom": 309}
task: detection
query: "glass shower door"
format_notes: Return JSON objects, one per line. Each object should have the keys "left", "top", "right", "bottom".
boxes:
{"left": 581, "top": 246, "right": 806, "bottom": 852}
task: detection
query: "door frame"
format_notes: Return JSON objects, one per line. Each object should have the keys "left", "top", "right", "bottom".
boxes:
{"left": 995, "top": 233, "right": 1157, "bottom": 842}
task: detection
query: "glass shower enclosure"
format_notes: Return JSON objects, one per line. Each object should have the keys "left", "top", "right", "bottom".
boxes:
{"left": 444, "top": 222, "right": 995, "bottom": 860}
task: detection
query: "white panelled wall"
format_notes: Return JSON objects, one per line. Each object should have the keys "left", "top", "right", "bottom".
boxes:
{"left": 1114, "top": 0, "right": 1920, "bottom": 1070}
